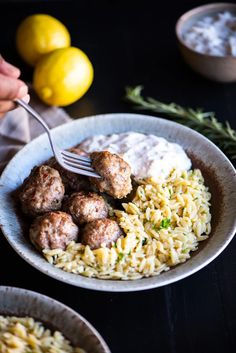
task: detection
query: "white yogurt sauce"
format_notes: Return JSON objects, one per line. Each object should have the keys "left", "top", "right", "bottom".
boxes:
{"left": 80, "top": 132, "right": 191, "bottom": 180}
{"left": 183, "top": 11, "right": 236, "bottom": 57}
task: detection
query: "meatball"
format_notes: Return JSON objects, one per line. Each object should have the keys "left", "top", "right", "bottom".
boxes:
{"left": 47, "top": 147, "right": 92, "bottom": 192}
{"left": 64, "top": 192, "right": 108, "bottom": 225}
{"left": 82, "top": 218, "right": 122, "bottom": 249}
{"left": 90, "top": 151, "right": 132, "bottom": 199}
{"left": 29, "top": 211, "right": 79, "bottom": 251}
{"left": 19, "top": 165, "right": 65, "bottom": 216}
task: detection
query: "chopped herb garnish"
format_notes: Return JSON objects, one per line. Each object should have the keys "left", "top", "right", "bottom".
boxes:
{"left": 118, "top": 252, "right": 124, "bottom": 261}
{"left": 142, "top": 238, "right": 148, "bottom": 246}
{"left": 160, "top": 218, "right": 171, "bottom": 229}
{"left": 114, "top": 243, "right": 117, "bottom": 248}
{"left": 152, "top": 218, "right": 171, "bottom": 232}
{"left": 182, "top": 248, "right": 189, "bottom": 254}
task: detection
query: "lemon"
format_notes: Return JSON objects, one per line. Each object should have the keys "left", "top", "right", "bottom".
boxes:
{"left": 33, "top": 47, "right": 94, "bottom": 106}
{"left": 16, "top": 14, "right": 71, "bottom": 66}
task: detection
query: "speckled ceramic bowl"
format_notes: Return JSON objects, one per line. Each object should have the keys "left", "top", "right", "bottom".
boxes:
{"left": 0, "top": 286, "right": 110, "bottom": 353}
{"left": 0, "top": 113, "right": 236, "bottom": 291}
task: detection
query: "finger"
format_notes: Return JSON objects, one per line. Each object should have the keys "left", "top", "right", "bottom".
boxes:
{"left": 16, "top": 84, "right": 28, "bottom": 99}
{"left": 0, "top": 100, "right": 16, "bottom": 113}
{"left": 0, "top": 94, "right": 30, "bottom": 113}
{"left": 0, "top": 74, "right": 28, "bottom": 100}
{"left": 15, "top": 94, "right": 30, "bottom": 105}
{"left": 0, "top": 56, "right": 20, "bottom": 78}
{"left": 21, "top": 94, "right": 30, "bottom": 104}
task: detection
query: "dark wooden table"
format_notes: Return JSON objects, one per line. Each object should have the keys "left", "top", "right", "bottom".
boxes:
{"left": 0, "top": 1, "right": 235, "bottom": 352}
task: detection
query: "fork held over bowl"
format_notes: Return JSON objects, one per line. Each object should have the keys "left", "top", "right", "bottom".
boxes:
{"left": 15, "top": 98, "right": 101, "bottom": 178}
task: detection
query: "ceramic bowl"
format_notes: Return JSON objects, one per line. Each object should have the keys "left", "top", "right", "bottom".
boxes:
{"left": 0, "top": 286, "right": 110, "bottom": 353}
{"left": 176, "top": 3, "right": 236, "bottom": 82}
{"left": 0, "top": 113, "right": 236, "bottom": 291}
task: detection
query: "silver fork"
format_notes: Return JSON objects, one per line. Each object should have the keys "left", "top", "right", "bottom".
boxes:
{"left": 15, "top": 98, "right": 100, "bottom": 178}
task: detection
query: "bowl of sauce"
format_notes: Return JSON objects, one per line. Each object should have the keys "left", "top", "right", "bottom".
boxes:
{"left": 176, "top": 3, "right": 236, "bottom": 82}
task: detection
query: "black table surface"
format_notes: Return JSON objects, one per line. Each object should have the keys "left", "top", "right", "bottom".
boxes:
{"left": 0, "top": 1, "right": 236, "bottom": 352}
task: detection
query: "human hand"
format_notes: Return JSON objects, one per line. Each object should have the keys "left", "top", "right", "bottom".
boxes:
{"left": 0, "top": 56, "right": 30, "bottom": 118}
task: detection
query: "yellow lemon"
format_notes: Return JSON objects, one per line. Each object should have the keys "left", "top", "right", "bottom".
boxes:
{"left": 16, "top": 14, "right": 71, "bottom": 66}
{"left": 33, "top": 47, "right": 94, "bottom": 106}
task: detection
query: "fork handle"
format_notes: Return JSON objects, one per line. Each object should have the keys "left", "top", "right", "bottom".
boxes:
{"left": 15, "top": 98, "right": 51, "bottom": 135}
{"left": 15, "top": 98, "right": 57, "bottom": 156}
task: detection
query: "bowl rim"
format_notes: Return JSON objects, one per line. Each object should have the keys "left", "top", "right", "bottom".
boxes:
{"left": 175, "top": 2, "right": 236, "bottom": 60}
{"left": 0, "top": 285, "right": 111, "bottom": 353}
{"left": 0, "top": 112, "right": 236, "bottom": 292}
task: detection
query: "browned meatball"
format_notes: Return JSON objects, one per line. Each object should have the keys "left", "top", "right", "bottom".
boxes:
{"left": 69, "top": 147, "right": 87, "bottom": 155}
{"left": 19, "top": 165, "right": 65, "bottom": 216}
{"left": 64, "top": 192, "right": 108, "bottom": 225}
{"left": 29, "top": 211, "right": 79, "bottom": 251}
{"left": 90, "top": 151, "right": 132, "bottom": 199}
{"left": 47, "top": 147, "right": 92, "bottom": 192}
{"left": 82, "top": 218, "right": 122, "bottom": 249}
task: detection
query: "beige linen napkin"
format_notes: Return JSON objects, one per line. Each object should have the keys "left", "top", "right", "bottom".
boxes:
{"left": 0, "top": 92, "right": 71, "bottom": 172}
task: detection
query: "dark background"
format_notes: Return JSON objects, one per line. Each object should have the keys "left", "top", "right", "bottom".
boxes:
{"left": 0, "top": 1, "right": 236, "bottom": 352}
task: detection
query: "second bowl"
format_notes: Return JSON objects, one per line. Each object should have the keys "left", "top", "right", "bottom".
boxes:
{"left": 0, "top": 286, "right": 110, "bottom": 353}
{"left": 176, "top": 2, "right": 236, "bottom": 82}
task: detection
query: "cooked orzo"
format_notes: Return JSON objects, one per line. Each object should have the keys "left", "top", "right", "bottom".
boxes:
{"left": 0, "top": 316, "right": 86, "bottom": 353}
{"left": 43, "top": 168, "right": 211, "bottom": 280}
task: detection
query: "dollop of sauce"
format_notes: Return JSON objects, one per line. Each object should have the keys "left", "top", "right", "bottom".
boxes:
{"left": 79, "top": 132, "right": 191, "bottom": 180}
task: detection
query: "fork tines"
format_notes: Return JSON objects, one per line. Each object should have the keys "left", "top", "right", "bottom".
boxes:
{"left": 60, "top": 150, "right": 100, "bottom": 178}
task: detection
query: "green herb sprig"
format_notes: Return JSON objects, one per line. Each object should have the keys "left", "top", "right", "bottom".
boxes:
{"left": 125, "top": 86, "right": 236, "bottom": 160}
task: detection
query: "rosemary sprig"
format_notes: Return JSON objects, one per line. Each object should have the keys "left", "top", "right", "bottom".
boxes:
{"left": 125, "top": 85, "right": 236, "bottom": 160}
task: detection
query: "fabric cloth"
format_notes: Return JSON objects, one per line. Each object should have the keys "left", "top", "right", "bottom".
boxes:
{"left": 0, "top": 91, "right": 71, "bottom": 172}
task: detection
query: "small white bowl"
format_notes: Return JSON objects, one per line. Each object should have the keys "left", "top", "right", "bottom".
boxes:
{"left": 0, "top": 286, "right": 110, "bottom": 353}
{"left": 0, "top": 113, "right": 236, "bottom": 291}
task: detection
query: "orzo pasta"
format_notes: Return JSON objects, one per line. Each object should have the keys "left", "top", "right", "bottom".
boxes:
{"left": 0, "top": 316, "right": 86, "bottom": 353}
{"left": 43, "top": 168, "right": 211, "bottom": 280}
